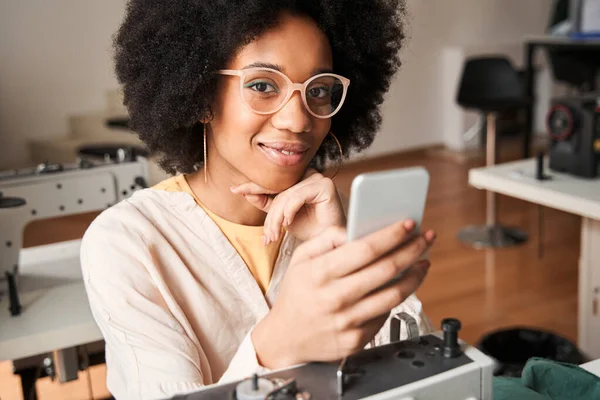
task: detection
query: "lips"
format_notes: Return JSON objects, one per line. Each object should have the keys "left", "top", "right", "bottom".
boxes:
{"left": 258, "top": 141, "right": 309, "bottom": 167}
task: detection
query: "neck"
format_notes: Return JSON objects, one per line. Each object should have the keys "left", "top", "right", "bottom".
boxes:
{"left": 186, "top": 162, "right": 268, "bottom": 227}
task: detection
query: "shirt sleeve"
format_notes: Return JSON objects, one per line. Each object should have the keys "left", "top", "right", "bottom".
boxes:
{"left": 368, "top": 293, "right": 434, "bottom": 348}
{"left": 80, "top": 210, "right": 269, "bottom": 400}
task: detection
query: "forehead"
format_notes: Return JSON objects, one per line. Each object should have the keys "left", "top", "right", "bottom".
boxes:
{"left": 229, "top": 12, "right": 333, "bottom": 81}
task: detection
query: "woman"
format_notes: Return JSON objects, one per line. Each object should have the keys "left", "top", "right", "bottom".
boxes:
{"left": 80, "top": 0, "right": 437, "bottom": 399}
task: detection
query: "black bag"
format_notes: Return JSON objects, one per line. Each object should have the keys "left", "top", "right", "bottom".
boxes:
{"left": 477, "top": 327, "right": 587, "bottom": 377}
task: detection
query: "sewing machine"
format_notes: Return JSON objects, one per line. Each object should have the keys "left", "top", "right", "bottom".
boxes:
{"left": 0, "top": 148, "right": 149, "bottom": 398}
{"left": 171, "top": 318, "right": 495, "bottom": 400}
{"left": 0, "top": 149, "right": 149, "bottom": 312}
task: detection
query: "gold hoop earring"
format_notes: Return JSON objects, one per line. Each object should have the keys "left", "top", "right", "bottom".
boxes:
{"left": 328, "top": 132, "right": 343, "bottom": 180}
{"left": 203, "top": 123, "right": 208, "bottom": 184}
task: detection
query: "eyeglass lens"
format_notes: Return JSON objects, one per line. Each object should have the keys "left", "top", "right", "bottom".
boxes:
{"left": 241, "top": 69, "right": 345, "bottom": 116}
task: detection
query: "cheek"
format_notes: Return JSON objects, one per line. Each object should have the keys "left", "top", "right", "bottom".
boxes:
{"left": 212, "top": 84, "right": 267, "bottom": 150}
{"left": 221, "top": 104, "right": 264, "bottom": 141}
{"left": 311, "top": 119, "right": 332, "bottom": 151}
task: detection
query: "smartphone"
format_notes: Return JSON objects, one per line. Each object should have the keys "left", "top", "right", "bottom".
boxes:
{"left": 347, "top": 166, "right": 430, "bottom": 242}
{"left": 346, "top": 166, "right": 430, "bottom": 288}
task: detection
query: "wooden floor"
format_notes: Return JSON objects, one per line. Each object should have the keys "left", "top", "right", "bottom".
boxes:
{"left": 0, "top": 149, "right": 580, "bottom": 399}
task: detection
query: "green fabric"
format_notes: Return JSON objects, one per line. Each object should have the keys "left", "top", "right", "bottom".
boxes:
{"left": 493, "top": 357, "right": 600, "bottom": 400}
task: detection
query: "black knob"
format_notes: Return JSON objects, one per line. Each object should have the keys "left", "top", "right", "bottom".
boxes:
{"left": 251, "top": 373, "right": 259, "bottom": 391}
{"left": 134, "top": 176, "right": 148, "bottom": 189}
{"left": 442, "top": 318, "right": 461, "bottom": 358}
{"left": 7, "top": 271, "right": 22, "bottom": 316}
{"left": 536, "top": 152, "right": 544, "bottom": 180}
{"left": 535, "top": 152, "right": 551, "bottom": 181}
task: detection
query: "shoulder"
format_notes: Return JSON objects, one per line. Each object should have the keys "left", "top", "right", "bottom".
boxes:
{"left": 151, "top": 175, "right": 182, "bottom": 192}
{"left": 79, "top": 187, "right": 199, "bottom": 276}
{"left": 83, "top": 188, "right": 191, "bottom": 241}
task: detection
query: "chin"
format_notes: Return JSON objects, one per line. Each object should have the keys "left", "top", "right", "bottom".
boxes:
{"left": 252, "top": 169, "right": 306, "bottom": 193}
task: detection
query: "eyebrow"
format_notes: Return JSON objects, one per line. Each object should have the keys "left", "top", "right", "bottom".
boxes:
{"left": 242, "top": 62, "right": 335, "bottom": 75}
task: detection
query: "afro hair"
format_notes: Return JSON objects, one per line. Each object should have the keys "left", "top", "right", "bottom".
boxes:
{"left": 114, "top": 0, "right": 408, "bottom": 175}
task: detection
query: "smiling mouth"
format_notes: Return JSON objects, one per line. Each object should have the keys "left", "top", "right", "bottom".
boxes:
{"left": 258, "top": 142, "right": 309, "bottom": 167}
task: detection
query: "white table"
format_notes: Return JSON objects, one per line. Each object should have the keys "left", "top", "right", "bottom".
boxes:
{"left": 469, "top": 158, "right": 600, "bottom": 359}
{"left": 0, "top": 239, "right": 102, "bottom": 362}
{"left": 582, "top": 359, "right": 600, "bottom": 376}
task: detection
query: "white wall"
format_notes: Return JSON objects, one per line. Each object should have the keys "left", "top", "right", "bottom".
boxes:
{"left": 0, "top": 1, "right": 553, "bottom": 169}
{"left": 0, "top": 1, "right": 126, "bottom": 169}
{"left": 363, "top": 0, "right": 553, "bottom": 159}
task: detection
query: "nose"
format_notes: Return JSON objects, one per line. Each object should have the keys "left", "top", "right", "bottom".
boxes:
{"left": 270, "top": 90, "right": 312, "bottom": 133}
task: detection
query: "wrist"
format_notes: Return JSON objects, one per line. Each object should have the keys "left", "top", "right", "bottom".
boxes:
{"left": 252, "top": 312, "right": 297, "bottom": 369}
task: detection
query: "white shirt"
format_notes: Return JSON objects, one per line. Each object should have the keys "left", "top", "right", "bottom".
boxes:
{"left": 80, "top": 187, "right": 433, "bottom": 400}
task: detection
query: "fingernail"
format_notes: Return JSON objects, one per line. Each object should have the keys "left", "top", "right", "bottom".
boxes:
{"left": 403, "top": 220, "right": 415, "bottom": 231}
{"left": 427, "top": 231, "right": 437, "bottom": 242}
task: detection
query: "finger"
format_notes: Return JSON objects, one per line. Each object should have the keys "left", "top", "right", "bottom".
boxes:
{"left": 282, "top": 175, "right": 337, "bottom": 234}
{"left": 230, "top": 182, "right": 278, "bottom": 196}
{"left": 241, "top": 193, "right": 274, "bottom": 213}
{"left": 337, "top": 313, "right": 389, "bottom": 355}
{"left": 264, "top": 194, "right": 286, "bottom": 244}
{"left": 293, "top": 170, "right": 325, "bottom": 190}
{"left": 302, "top": 168, "right": 321, "bottom": 179}
{"left": 292, "top": 226, "right": 348, "bottom": 263}
{"left": 274, "top": 186, "right": 321, "bottom": 238}
{"left": 282, "top": 178, "right": 337, "bottom": 227}
{"left": 340, "top": 261, "right": 430, "bottom": 328}
{"left": 264, "top": 193, "right": 301, "bottom": 244}
{"left": 424, "top": 230, "right": 436, "bottom": 243}
{"left": 363, "top": 313, "right": 390, "bottom": 331}
{"left": 281, "top": 194, "right": 307, "bottom": 228}
{"left": 360, "top": 313, "right": 389, "bottom": 347}
{"left": 320, "top": 219, "right": 419, "bottom": 280}
{"left": 266, "top": 178, "right": 333, "bottom": 243}
{"left": 232, "top": 172, "right": 319, "bottom": 196}
{"left": 334, "top": 234, "right": 432, "bottom": 305}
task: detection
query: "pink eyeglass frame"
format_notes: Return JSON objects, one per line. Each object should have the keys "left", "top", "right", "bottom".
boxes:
{"left": 217, "top": 67, "right": 350, "bottom": 119}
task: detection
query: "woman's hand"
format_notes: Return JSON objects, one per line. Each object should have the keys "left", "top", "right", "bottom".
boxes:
{"left": 230, "top": 169, "right": 345, "bottom": 243}
{"left": 251, "top": 219, "right": 436, "bottom": 369}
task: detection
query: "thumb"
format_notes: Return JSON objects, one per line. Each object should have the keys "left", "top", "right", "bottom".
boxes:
{"left": 242, "top": 193, "right": 273, "bottom": 212}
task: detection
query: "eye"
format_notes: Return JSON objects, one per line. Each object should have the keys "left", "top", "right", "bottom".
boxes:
{"left": 244, "top": 80, "right": 279, "bottom": 94}
{"left": 307, "top": 86, "right": 330, "bottom": 99}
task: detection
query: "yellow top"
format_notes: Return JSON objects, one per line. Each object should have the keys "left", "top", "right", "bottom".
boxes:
{"left": 152, "top": 175, "right": 283, "bottom": 294}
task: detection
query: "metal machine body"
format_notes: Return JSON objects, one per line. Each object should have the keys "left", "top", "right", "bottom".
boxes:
{"left": 0, "top": 152, "right": 149, "bottom": 397}
{"left": 547, "top": 94, "right": 600, "bottom": 178}
{"left": 171, "top": 318, "right": 495, "bottom": 400}
{"left": 0, "top": 155, "right": 149, "bottom": 307}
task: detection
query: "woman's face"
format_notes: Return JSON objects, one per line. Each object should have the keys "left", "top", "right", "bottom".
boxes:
{"left": 209, "top": 12, "right": 333, "bottom": 192}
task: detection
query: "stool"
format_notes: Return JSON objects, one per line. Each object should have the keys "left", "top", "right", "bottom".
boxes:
{"left": 456, "top": 56, "right": 530, "bottom": 248}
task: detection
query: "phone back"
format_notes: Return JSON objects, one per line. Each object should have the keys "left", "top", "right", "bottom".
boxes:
{"left": 346, "top": 167, "right": 430, "bottom": 241}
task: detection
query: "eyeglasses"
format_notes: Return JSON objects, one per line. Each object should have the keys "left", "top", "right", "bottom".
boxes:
{"left": 217, "top": 67, "right": 350, "bottom": 119}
